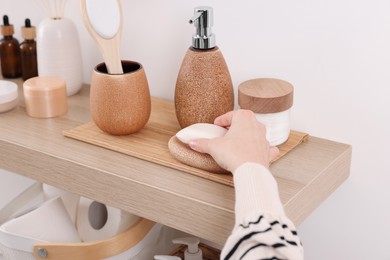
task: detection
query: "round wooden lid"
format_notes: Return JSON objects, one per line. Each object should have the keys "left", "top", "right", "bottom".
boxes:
{"left": 238, "top": 78, "right": 294, "bottom": 113}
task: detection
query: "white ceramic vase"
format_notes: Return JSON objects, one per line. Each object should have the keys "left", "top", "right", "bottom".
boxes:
{"left": 37, "top": 18, "right": 83, "bottom": 96}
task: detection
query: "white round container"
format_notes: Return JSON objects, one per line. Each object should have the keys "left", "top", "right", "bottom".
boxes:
{"left": 0, "top": 80, "right": 18, "bottom": 113}
{"left": 238, "top": 78, "right": 294, "bottom": 146}
{"left": 37, "top": 18, "right": 83, "bottom": 96}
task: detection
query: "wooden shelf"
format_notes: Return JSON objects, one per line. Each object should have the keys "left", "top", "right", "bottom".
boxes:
{"left": 0, "top": 78, "right": 351, "bottom": 245}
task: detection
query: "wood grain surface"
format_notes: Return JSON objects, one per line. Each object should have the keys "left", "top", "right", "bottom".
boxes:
{"left": 34, "top": 219, "right": 155, "bottom": 260}
{"left": 0, "top": 76, "right": 352, "bottom": 245}
{"left": 238, "top": 78, "right": 294, "bottom": 113}
{"left": 64, "top": 118, "right": 308, "bottom": 186}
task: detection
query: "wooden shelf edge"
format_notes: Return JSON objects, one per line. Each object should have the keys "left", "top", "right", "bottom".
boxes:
{"left": 285, "top": 144, "right": 352, "bottom": 226}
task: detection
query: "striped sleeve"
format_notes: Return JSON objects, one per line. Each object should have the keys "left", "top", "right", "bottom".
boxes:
{"left": 221, "top": 163, "right": 304, "bottom": 260}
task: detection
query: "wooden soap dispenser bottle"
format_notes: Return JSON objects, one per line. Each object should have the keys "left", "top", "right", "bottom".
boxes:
{"left": 175, "top": 6, "right": 234, "bottom": 128}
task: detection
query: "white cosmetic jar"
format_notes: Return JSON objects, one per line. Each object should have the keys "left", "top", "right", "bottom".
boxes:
{"left": 238, "top": 78, "right": 294, "bottom": 146}
{"left": 0, "top": 80, "right": 18, "bottom": 113}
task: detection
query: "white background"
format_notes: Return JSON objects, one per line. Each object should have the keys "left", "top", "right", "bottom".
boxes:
{"left": 1, "top": 0, "right": 389, "bottom": 259}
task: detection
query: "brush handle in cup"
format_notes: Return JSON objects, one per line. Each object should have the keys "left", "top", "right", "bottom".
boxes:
{"left": 80, "top": 0, "right": 123, "bottom": 74}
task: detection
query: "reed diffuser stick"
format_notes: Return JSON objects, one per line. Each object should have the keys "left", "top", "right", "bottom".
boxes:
{"left": 38, "top": 0, "right": 67, "bottom": 19}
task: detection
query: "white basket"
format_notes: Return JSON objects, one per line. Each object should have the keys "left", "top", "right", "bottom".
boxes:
{"left": 0, "top": 182, "right": 179, "bottom": 260}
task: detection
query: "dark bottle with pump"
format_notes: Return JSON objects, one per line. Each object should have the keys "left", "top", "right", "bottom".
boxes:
{"left": 20, "top": 18, "right": 38, "bottom": 80}
{"left": 175, "top": 6, "right": 234, "bottom": 128}
{"left": 0, "top": 15, "right": 22, "bottom": 78}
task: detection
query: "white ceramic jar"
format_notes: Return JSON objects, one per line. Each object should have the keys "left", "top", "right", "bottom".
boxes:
{"left": 238, "top": 78, "right": 294, "bottom": 146}
{"left": 37, "top": 18, "right": 83, "bottom": 96}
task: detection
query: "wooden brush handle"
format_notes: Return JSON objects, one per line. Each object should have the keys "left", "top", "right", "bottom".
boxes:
{"left": 80, "top": 0, "right": 124, "bottom": 74}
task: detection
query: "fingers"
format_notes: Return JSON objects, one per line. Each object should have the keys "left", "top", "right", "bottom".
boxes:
{"left": 189, "top": 138, "right": 213, "bottom": 154}
{"left": 214, "top": 109, "right": 258, "bottom": 127}
{"left": 214, "top": 111, "right": 235, "bottom": 127}
{"left": 269, "top": 146, "right": 280, "bottom": 162}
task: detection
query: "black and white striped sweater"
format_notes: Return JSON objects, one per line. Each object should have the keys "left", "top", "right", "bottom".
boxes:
{"left": 221, "top": 163, "right": 304, "bottom": 260}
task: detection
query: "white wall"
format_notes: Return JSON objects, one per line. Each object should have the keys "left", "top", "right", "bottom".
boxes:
{"left": 1, "top": 0, "right": 390, "bottom": 259}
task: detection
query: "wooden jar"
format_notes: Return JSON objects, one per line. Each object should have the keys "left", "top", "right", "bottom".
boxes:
{"left": 238, "top": 78, "right": 294, "bottom": 146}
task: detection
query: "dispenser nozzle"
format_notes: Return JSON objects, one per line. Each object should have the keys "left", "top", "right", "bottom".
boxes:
{"left": 172, "top": 237, "right": 202, "bottom": 260}
{"left": 189, "top": 12, "right": 203, "bottom": 24}
{"left": 190, "top": 6, "right": 216, "bottom": 50}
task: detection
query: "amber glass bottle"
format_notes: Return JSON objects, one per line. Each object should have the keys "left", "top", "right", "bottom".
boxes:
{"left": 20, "top": 19, "right": 38, "bottom": 80}
{"left": 0, "top": 15, "right": 22, "bottom": 78}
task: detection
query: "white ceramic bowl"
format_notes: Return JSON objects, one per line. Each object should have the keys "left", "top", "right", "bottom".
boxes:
{"left": 0, "top": 80, "right": 18, "bottom": 113}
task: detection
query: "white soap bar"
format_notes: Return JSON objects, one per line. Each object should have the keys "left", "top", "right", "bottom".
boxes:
{"left": 176, "top": 123, "right": 227, "bottom": 144}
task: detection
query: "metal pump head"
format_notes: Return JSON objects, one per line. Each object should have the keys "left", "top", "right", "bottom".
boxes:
{"left": 189, "top": 6, "right": 216, "bottom": 49}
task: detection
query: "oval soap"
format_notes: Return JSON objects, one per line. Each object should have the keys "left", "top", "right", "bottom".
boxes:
{"left": 176, "top": 123, "right": 227, "bottom": 144}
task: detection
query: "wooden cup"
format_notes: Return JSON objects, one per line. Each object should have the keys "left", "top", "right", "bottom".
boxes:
{"left": 90, "top": 61, "right": 151, "bottom": 135}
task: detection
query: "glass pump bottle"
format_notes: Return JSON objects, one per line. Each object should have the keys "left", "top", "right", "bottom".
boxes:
{"left": 175, "top": 6, "right": 234, "bottom": 128}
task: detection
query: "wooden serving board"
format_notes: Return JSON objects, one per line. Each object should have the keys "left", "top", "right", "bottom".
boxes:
{"left": 63, "top": 97, "right": 308, "bottom": 187}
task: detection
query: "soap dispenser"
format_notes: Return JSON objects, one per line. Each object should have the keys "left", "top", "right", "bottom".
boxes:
{"left": 175, "top": 6, "right": 234, "bottom": 128}
{"left": 0, "top": 15, "right": 22, "bottom": 78}
{"left": 172, "top": 237, "right": 203, "bottom": 260}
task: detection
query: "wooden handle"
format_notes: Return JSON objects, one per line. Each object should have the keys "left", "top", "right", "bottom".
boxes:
{"left": 99, "top": 35, "right": 123, "bottom": 74}
{"left": 33, "top": 218, "right": 155, "bottom": 260}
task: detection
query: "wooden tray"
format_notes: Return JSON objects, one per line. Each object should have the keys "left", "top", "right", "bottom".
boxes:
{"left": 63, "top": 98, "right": 308, "bottom": 186}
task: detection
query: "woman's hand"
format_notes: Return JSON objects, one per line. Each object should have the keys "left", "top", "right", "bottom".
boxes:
{"left": 189, "top": 110, "right": 280, "bottom": 173}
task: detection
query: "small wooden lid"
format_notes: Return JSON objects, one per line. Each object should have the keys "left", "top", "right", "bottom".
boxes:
{"left": 238, "top": 78, "right": 294, "bottom": 113}
{"left": 1, "top": 25, "right": 14, "bottom": 36}
{"left": 21, "top": 26, "right": 36, "bottom": 40}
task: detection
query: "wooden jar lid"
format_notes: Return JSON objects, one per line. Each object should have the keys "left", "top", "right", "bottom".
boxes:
{"left": 238, "top": 78, "right": 294, "bottom": 113}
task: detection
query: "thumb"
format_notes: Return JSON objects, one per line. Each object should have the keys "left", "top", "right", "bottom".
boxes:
{"left": 269, "top": 146, "right": 280, "bottom": 162}
{"left": 189, "top": 138, "right": 213, "bottom": 154}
